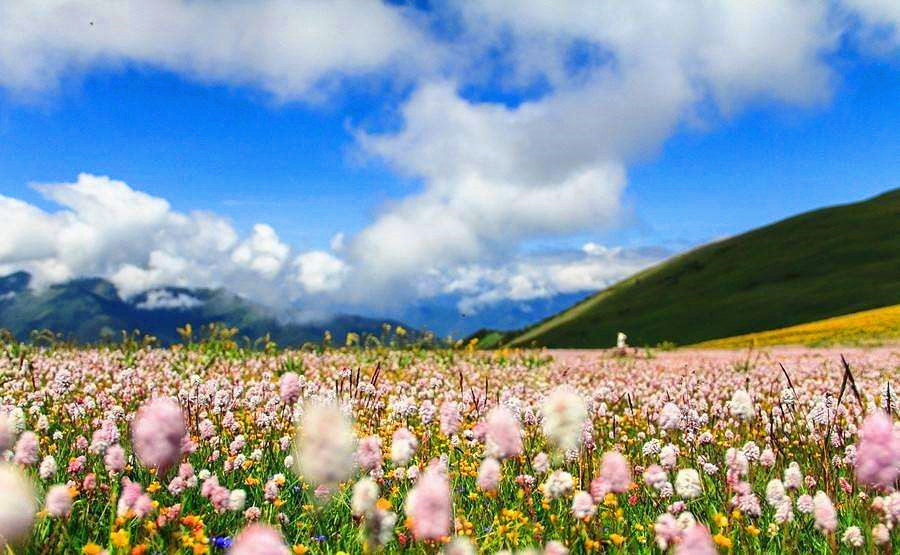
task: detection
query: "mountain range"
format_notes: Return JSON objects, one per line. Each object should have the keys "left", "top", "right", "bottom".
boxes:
{"left": 0, "top": 272, "right": 404, "bottom": 345}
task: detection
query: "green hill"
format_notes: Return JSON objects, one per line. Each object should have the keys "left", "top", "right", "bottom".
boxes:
{"left": 506, "top": 189, "right": 900, "bottom": 348}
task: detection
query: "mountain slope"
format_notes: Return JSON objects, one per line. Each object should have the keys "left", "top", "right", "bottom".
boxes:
{"left": 693, "top": 304, "right": 900, "bottom": 349}
{"left": 0, "top": 273, "right": 406, "bottom": 345}
{"left": 506, "top": 189, "right": 900, "bottom": 348}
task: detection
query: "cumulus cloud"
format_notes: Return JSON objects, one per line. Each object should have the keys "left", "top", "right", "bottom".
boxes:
{"left": 293, "top": 251, "right": 348, "bottom": 294}
{"left": 347, "top": 0, "right": 846, "bottom": 297}
{"left": 0, "top": 0, "right": 436, "bottom": 100}
{"left": 0, "top": 174, "right": 305, "bottom": 304}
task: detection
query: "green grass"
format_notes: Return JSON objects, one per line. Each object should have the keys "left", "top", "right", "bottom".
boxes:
{"left": 507, "top": 189, "right": 900, "bottom": 348}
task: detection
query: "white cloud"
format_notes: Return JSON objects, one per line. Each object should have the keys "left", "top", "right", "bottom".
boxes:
{"left": 293, "top": 251, "right": 348, "bottom": 294}
{"left": 844, "top": 0, "right": 900, "bottom": 50}
{"left": 0, "top": 174, "right": 310, "bottom": 304}
{"left": 348, "top": 1, "right": 842, "bottom": 297}
{"left": 0, "top": 0, "right": 436, "bottom": 100}
{"left": 135, "top": 289, "right": 203, "bottom": 311}
{"left": 446, "top": 245, "right": 665, "bottom": 314}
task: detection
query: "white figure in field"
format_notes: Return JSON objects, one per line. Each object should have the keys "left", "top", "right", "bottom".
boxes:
{"left": 617, "top": 332, "right": 628, "bottom": 349}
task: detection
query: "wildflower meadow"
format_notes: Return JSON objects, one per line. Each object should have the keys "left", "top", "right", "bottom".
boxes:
{"left": 0, "top": 339, "right": 898, "bottom": 554}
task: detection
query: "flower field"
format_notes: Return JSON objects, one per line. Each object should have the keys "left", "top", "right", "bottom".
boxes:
{"left": 0, "top": 343, "right": 898, "bottom": 554}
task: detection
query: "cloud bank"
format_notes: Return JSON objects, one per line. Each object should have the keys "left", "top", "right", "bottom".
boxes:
{"left": 1, "top": 1, "right": 897, "bottom": 315}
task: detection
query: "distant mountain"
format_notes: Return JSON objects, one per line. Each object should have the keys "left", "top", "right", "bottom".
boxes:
{"left": 392, "top": 292, "right": 592, "bottom": 339}
{"left": 0, "top": 272, "right": 406, "bottom": 345}
{"left": 504, "top": 188, "right": 900, "bottom": 348}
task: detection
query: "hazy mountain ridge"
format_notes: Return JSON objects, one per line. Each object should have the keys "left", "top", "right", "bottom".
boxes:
{"left": 0, "top": 272, "right": 406, "bottom": 345}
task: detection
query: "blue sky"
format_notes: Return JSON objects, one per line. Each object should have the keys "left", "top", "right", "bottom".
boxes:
{"left": 0, "top": 1, "right": 897, "bottom": 322}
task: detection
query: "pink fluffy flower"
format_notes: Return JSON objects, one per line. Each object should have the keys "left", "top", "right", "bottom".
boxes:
{"left": 813, "top": 491, "right": 837, "bottom": 533}
{"left": 228, "top": 524, "right": 289, "bottom": 555}
{"left": 404, "top": 466, "right": 451, "bottom": 540}
{"left": 279, "top": 372, "right": 301, "bottom": 404}
{"left": 356, "top": 436, "right": 383, "bottom": 471}
{"left": 131, "top": 398, "right": 186, "bottom": 473}
{"left": 854, "top": 411, "right": 900, "bottom": 490}
{"left": 13, "top": 431, "right": 39, "bottom": 466}
{"left": 599, "top": 451, "right": 631, "bottom": 493}
{"left": 0, "top": 465, "right": 36, "bottom": 547}
{"left": 654, "top": 513, "right": 682, "bottom": 550}
{"left": 117, "top": 477, "right": 153, "bottom": 518}
{"left": 477, "top": 458, "right": 500, "bottom": 492}
{"left": 485, "top": 407, "right": 522, "bottom": 459}
{"left": 676, "top": 524, "right": 717, "bottom": 555}
{"left": 439, "top": 401, "right": 462, "bottom": 436}
{"left": 104, "top": 445, "right": 126, "bottom": 473}
{"left": 571, "top": 490, "right": 596, "bottom": 518}
{"left": 44, "top": 485, "right": 73, "bottom": 518}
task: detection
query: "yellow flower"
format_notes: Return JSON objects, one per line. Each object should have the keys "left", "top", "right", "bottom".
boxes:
{"left": 713, "top": 533, "right": 733, "bottom": 548}
{"left": 609, "top": 533, "right": 626, "bottom": 546}
{"left": 82, "top": 543, "right": 103, "bottom": 555}
{"left": 111, "top": 529, "right": 131, "bottom": 548}
{"left": 147, "top": 481, "right": 161, "bottom": 493}
{"left": 714, "top": 513, "right": 729, "bottom": 528}
{"left": 745, "top": 524, "right": 760, "bottom": 536}
{"left": 292, "top": 546, "right": 309, "bottom": 555}
{"left": 376, "top": 498, "right": 391, "bottom": 511}
{"left": 603, "top": 493, "right": 618, "bottom": 507}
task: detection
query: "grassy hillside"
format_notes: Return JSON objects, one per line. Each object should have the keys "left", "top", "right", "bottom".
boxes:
{"left": 507, "top": 189, "right": 900, "bottom": 348}
{"left": 693, "top": 304, "right": 900, "bottom": 348}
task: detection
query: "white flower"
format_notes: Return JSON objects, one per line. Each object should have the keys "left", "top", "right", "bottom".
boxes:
{"left": 728, "top": 389, "right": 755, "bottom": 420}
{"left": 841, "top": 526, "right": 863, "bottom": 547}
{"left": 541, "top": 387, "right": 587, "bottom": 452}
{"left": 294, "top": 403, "right": 356, "bottom": 489}
{"left": 674, "top": 469, "right": 702, "bottom": 499}
{"left": 351, "top": 477, "right": 379, "bottom": 517}
{"left": 658, "top": 403, "right": 682, "bottom": 431}
{"left": 543, "top": 470, "right": 574, "bottom": 499}
{"left": 39, "top": 456, "right": 57, "bottom": 480}
{"left": 228, "top": 489, "right": 246, "bottom": 511}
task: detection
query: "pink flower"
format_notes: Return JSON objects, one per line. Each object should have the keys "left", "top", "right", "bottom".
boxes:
{"left": 571, "top": 490, "right": 596, "bottom": 518}
{"left": 599, "top": 451, "right": 631, "bottom": 493}
{"left": 477, "top": 458, "right": 500, "bottom": 492}
{"left": 279, "top": 372, "right": 301, "bottom": 404}
{"left": 544, "top": 540, "right": 569, "bottom": 555}
{"left": 104, "top": 445, "right": 126, "bottom": 473}
{"left": 117, "top": 477, "right": 153, "bottom": 518}
{"left": 485, "top": 407, "right": 522, "bottom": 459}
{"left": 0, "top": 413, "right": 14, "bottom": 452}
{"left": 855, "top": 411, "right": 900, "bottom": 490}
{"left": 813, "top": 491, "right": 837, "bottom": 533}
{"left": 356, "top": 436, "right": 383, "bottom": 471}
{"left": 653, "top": 513, "right": 681, "bottom": 550}
{"left": 676, "top": 524, "right": 716, "bottom": 555}
{"left": 440, "top": 401, "right": 462, "bottom": 436}
{"left": 228, "top": 524, "right": 289, "bottom": 555}
{"left": 0, "top": 465, "right": 35, "bottom": 547}
{"left": 13, "top": 431, "right": 38, "bottom": 466}
{"left": 404, "top": 466, "right": 451, "bottom": 540}
{"left": 44, "top": 485, "right": 73, "bottom": 518}
{"left": 131, "top": 398, "right": 186, "bottom": 473}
